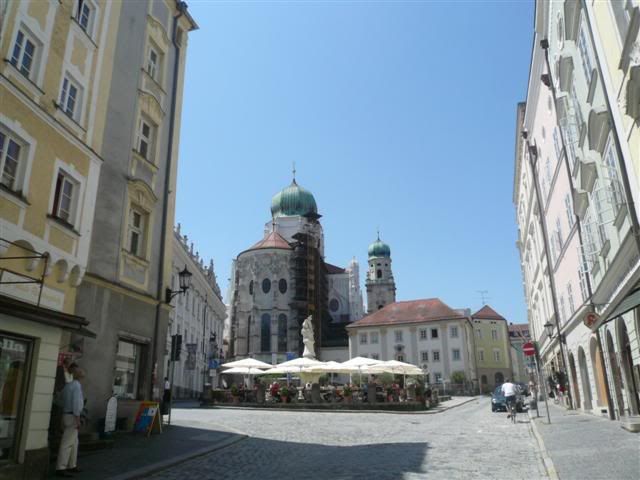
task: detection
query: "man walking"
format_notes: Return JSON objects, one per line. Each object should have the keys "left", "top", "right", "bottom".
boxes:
{"left": 56, "top": 368, "right": 85, "bottom": 477}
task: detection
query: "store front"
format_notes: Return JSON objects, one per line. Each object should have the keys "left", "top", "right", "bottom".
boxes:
{"left": 0, "top": 295, "right": 92, "bottom": 480}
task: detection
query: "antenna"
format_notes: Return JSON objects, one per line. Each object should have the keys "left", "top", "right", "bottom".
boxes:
{"left": 292, "top": 161, "right": 296, "bottom": 183}
{"left": 477, "top": 290, "right": 489, "bottom": 305}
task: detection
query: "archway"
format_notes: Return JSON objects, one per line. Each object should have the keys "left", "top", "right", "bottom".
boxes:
{"left": 569, "top": 352, "right": 580, "bottom": 408}
{"left": 494, "top": 372, "right": 504, "bottom": 385}
{"left": 618, "top": 320, "right": 640, "bottom": 415}
{"left": 589, "top": 336, "right": 608, "bottom": 408}
{"left": 606, "top": 329, "right": 625, "bottom": 417}
{"left": 578, "top": 347, "right": 593, "bottom": 410}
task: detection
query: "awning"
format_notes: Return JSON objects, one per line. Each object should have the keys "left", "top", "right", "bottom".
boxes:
{"left": 605, "top": 288, "right": 640, "bottom": 322}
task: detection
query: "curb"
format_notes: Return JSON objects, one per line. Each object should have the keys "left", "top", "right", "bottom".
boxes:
{"left": 107, "top": 434, "right": 248, "bottom": 480}
{"left": 528, "top": 412, "right": 559, "bottom": 480}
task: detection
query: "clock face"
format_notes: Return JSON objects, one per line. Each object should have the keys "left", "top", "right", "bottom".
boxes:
{"left": 329, "top": 298, "right": 340, "bottom": 312}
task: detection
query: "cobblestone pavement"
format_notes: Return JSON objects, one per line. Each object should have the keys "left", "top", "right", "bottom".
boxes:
{"left": 147, "top": 398, "right": 547, "bottom": 480}
{"left": 531, "top": 403, "right": 640, "bottom": 480}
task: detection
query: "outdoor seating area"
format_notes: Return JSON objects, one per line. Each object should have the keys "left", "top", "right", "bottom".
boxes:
{"left": 202, "top": 357, "right": 442, "bottom": 410}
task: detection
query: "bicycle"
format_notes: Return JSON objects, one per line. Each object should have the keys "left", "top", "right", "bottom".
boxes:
{"left": 506, "top": 396, "right": 517, "bottom": 424}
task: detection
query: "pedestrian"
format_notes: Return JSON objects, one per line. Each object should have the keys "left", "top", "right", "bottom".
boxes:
{"left": 162, "top": 377, "right": 171, "bottom": 415}
{"left": 56, "top": 367, "right": 85, "bottom": 477}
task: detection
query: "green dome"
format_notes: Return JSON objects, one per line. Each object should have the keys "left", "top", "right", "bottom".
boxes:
{"left": 271, "top": 180, "right": 318, "bottom": 218}
{"left": 368, "top": 238, "right": 391, "bottom": 258}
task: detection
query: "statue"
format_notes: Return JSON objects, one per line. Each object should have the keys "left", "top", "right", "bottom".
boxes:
{"left": 301, "top": 315, "right": 315, "bottom": 359}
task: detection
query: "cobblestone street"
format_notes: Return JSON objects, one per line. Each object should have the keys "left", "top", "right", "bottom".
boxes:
{"left": 147, "top": 398, "right": 547, "bottom": 480}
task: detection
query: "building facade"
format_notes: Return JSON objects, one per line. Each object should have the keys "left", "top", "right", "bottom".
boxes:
{"left": 0, "top": 0, "right": 122, "bottom": 475}
{"left": 515, "top": 0, "right": 640, "bottom": 426}
{"left": 226, "top": 176, "right": 364, "bottom": 364}
{"left": 347, "top": 299, "right": 477, "bottom": 386}
{"left": 471, "top": 306, "right": 514, "bottom": 393}
{"left": 164, "top": 225, "right": 226, "bottom": 399}
{"left": 73, "top": 0, "right": 197, "bottom": 429}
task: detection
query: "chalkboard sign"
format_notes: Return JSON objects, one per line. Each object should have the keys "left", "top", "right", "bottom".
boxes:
{"left": 133, "top": 402, "right": 162, "bottom": 436}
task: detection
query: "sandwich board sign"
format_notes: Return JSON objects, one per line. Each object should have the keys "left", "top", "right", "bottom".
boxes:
{"left": 133, "top": 401, "right": 162, "bottom": 436}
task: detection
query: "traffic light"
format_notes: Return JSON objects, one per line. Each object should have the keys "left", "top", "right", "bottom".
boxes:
{"left": 171, "top": 334, "right": 182, "bottom": 361}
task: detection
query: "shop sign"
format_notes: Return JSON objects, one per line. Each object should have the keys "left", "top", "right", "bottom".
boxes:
{"left": 583, "top": 311, "right": 600, "bottom": 329}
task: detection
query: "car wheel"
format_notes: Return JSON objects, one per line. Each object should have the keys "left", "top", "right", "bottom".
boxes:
{"left": 491, "top": 405, "right": 496, "bottom": 412}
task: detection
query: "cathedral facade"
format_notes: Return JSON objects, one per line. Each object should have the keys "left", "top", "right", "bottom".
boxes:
{"left": 227, "top": 177, "right": 364, "bottom": 363}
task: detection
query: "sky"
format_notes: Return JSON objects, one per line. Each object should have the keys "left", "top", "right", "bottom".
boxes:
{"left": 175, "top": 0, "right": 535, "bottom": 323}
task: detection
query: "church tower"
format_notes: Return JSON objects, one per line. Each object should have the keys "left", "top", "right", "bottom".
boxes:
{"left": 365, "top": 234, "right": 396, "bottom": 313}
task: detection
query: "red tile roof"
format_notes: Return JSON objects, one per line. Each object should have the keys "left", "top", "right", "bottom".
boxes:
{"left": 347, "top": 298, "right": 467, "bottom": 328}
{"left": 325, "top": 263, "right": 346, "bottom": 274}
{"left": 471, "top": 305, "right": 506, "bottom": 320}
{"left": 245, "top": 231, "right": 292, "bottom": 252}
{"left": 508, "top": 323, "right": 529, "bottom": 333}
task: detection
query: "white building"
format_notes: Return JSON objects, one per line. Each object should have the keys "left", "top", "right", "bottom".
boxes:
{"left": 165, "top": 225, "right": 226, "bottom": 398}
{"left": 347, "top": 298, "right": 477, "bottom": 386}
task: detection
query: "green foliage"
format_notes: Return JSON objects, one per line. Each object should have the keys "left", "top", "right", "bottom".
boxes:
{"left": 343, "top": 385, "right": 353, "bottom": 397}
{"left": 414, "top": 384, "right": 424, "bottom": 396}
{"left": 230, "top": 384, "right": 239, "bottom": 396}
{"left": 379, "top": 372, "right": 394, "bottom": 385}
{"left": 450, "top": 371, "right": 466, "bottom": 384}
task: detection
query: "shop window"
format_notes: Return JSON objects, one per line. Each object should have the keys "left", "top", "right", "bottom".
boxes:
{"left": 0, "top": 334, "right": 31, "bottom": 461}
{"left": 112, "top": 340, "right": 142, "bottom": 399}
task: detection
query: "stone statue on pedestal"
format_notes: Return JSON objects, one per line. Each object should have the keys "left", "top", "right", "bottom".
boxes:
{"left": 301, "top": 315, "right": 315, "bottom": 359}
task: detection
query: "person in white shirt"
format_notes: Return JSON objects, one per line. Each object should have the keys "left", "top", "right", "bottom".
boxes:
{"left": 56, "top": 368, "right": 85, "bottom": 477}
{"left": 500, "top": 379, "right": 519, "bottom": 418}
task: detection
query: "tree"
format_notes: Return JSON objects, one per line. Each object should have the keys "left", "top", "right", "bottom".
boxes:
{"left": 450, "top": 371, "right": 466, "bottom": 384}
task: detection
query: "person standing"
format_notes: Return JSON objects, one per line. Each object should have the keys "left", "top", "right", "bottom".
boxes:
{"left": 56, "top": 368, "right": 85, "bottom": 477}
{"left": 162, "top": 377, "right": 171, "bottom": 416}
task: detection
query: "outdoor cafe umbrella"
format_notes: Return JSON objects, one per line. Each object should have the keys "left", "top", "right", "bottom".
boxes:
{"left": 366, "top": 360, "right": 423, "bottom": 389}
{"left": 340, "top": 357, "right": 384, "bottom": 388}
{"left": 221, "top": 364, "right": 270, "bottom": 389}
{"left": 221, "top": 358, "right": 272, "bottom": 369}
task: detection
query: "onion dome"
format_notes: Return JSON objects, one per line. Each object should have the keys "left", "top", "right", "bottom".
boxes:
{"left": 368, "top": 235, "right": 391, "bottom": 258}
{"left": 270, "top": 179, "right": 318, "bottom": 218}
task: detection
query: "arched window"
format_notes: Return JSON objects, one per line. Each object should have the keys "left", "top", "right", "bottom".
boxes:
{"left": 277, "top": 314, "right": 287, "bottom": 352}
{"left": 261, "top": 313, "right": 271, "bottom": 352}
{"left": 262, "top": 278, "right": 271, "bottom": 294}
{"left": 378, "top": 304, "right": 383, "bottom": 310}
{"left": 279, "top": 278, "right": 287, "bottom": 294}
{"left": 329, "top": 298, "right": 340, "bottom": 312}
{"left": 376, "top": 270, "right": 382, "bottom": 279}
{"left": 249, "top": 281, "right": 254, "bottom": 295}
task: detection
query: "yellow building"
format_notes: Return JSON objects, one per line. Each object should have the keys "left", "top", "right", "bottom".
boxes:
{"left": 471, "top": 305, "right": 513, "bottom": 393}
{"left": 0, "top": 1, "right": 121, "bottom": 476}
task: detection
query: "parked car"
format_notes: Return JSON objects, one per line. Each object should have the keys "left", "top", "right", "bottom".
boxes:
{"left": 491, "top": 385, "right": 524, "bottom": 412}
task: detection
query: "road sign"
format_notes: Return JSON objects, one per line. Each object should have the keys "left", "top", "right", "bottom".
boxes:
{"left": 583, "top": 311, "right": 600, "bottom": 329}
{"left": 523, "top": 342, "right": 535, "bottom": 357}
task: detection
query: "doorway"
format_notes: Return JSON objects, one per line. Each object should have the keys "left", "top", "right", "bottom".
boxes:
{"left": 589, "top": 337, "right": 608, "bottom": 408}
{"left": 578, "top": 347, "right": 593, "bottom": 410}
{"left": 618, "top": 320, "right": 640, "bottom": 415}
{"left": 606, "top": 329, "right": 625, "bottom": 418}
{"left": 569, "top": 352, "right": 580, "bottom": 409}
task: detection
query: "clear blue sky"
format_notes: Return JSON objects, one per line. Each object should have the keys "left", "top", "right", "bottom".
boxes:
{"left": 176, "top": 0, "right": 534, "bottom": 323}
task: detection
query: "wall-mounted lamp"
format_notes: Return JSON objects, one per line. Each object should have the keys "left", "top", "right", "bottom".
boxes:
{"left": 165, "top": 265, "right": 192, "bottom": 303}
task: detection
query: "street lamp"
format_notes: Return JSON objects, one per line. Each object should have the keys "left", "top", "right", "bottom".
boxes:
{"left": 165, "top": 265, "right": 193, "bottom": 303}
{"left": 544, "top": 322, "right": 555, "bottom": 338}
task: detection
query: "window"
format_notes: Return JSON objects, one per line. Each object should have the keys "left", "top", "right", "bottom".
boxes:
{"left": 11, "top": 30, "right": 37, "bottom": 79}
{"left": 434, "top": 373, "right": 442, "bottom": 383}
{"left": 60, "top": 75, "right": 82, "bottom": 121}
{"left": 371, "top": 353, "right": 380, "bottom": 360}
{"left": 567, "top": 283, "right": 576, "bottom": 314}
{"left": 76, "top": 0, "right": 95, "bottom": 36}
{"left": 329, "top": 298, "right": 339, "bottom": 312}
{"left": 128, "top": 207, "right": 146, "bottom": 256}
{"left": 370, "top": 332, "right": 379, "bottom": 344}
{"left": 578, "top": 17, "right": 594, "bottom": 83}
{"left": 493, "top": 350, "right": 501, "bottom": 362}
{"left": 604, "top": 136, "right": 624, "bottom": 211}
{"left": 249, "top": 280, "right": 253, "bottom": 295}
{"left": 452, "top": 349, "right": 461, "bottom": 361}
{"left": 279, "top": 278, "right": 287, "bottom": 294}
{"left": 277, "top": 314, "right": 287, "bottom": 352}
{"left": 431, "top": 328, "right": 438, "bottom": 339}
{"left": 260, "top": 313, "right": 271, "bottom": 352}
{"left": 432, "top": 350, "right": 440, "bottom": 362}
{"left": 450, "top": 326, "right": 458, "bottom": 338}
{"left": 553, "top": 128, "right": 562, "bottom": 162}
{"left": 564, "top": 194, "right": 574, "bottom": 228}
{"left": 136, "top": 116, "right": 156, "bottom": 161}
{"left": 52, "top": 172, "right": 77, "bottom": 225}
{"left": 419, "top": 329, "right": 427, "bottom": 340}
{"left": 421, "top": 351, "right": 429, "bottom": 362}
{"left": 479, "top": 350, "right": 485, "bottom": 362}
{"left": 556, "top": 218, "right": 563, "bottom": 250}
{"left": 0, "top": 130, "right": 22, "bottom": 192}
{"left": 611, "top": 0, "right": 634, "bottom": 43}
{"left": 359, "top": 333, "right": 368, "bottom": 345}
{"left": 396, "top": 354, "right": 404, "bottom": 362}
{"left": 476, "top": 329, "right": 482, "bottom": 339}
{"left": 146, "top": 43, "right": 162, "bottom": 81}
{"left": 113, "top": 340, "right": 141, "bottom": 399}
{"left": 491, "top": 329, "right": 498, "bottom": 341}
{"left": 376, "top": 269, "right": 382, "bottom": 279}
{"left": 394, "top": 330, "right": 403, "bottom": 342}
{"left": 262, "top": 278, "right": 271, "bottom": 294}
{"left": 0, "top": 334, "right": 31, "bottom": 461}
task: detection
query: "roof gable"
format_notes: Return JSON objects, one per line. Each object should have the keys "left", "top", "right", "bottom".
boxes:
{"left": 471, "top": 305, "right": 506, "bottom": 320}
{"left": 245, "top": 231, "right": 292, "bottom": 252}
{"left": 348, "top": 298, "right": 467, "bottom": 328}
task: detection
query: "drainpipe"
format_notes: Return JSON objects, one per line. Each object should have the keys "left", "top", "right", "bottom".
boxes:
{"left": 150, "top": 1, "right": 187, "bottom": 399}
{"left": 522, "top": 127, "right": 573, "bottom": 409}
{"left": 540, "top": 38, "right": 614, "bottom": 418}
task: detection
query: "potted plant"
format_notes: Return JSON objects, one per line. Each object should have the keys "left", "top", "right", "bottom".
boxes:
{"left": 343, "top": 385, "right": 353, "bottom": 404}
{"left": 230, "top": 384, "right": 240, "bottom": 405}
{"left": 280, "top": 386, "right": 291, "bottom": 403}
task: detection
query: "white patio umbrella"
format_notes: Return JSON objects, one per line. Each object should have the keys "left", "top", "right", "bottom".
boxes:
{"left": 341, "top": 357, "right": 384, "bottom": 388}
{"left": 366, "top": 360, "right": 423, "bottom": 390}
{"left": 221, "top": 358, "right": 272, "bottom": 369}
{"left": 222, "top": 367, "right": 266, "bottom": 375}
{"left": 276, "top": 357, "right": 324, "bottom": 368}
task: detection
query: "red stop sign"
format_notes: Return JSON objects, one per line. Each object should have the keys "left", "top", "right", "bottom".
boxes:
{"left": 523, "top": 342, "right": 535, "bottom": 356}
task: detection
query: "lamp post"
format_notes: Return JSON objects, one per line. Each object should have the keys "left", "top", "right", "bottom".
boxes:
{"left": 166, "top": 265, "right": 193, "bottom": 303}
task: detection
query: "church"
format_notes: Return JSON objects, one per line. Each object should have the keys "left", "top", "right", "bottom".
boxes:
{"left": 226, "top": 174, "right": 366, "bottom": 363}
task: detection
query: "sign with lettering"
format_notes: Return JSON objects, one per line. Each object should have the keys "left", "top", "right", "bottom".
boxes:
{"left": 133, "top": 401, "right": 162, "bottom": 436}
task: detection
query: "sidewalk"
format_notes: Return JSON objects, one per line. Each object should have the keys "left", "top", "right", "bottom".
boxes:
{"left": 530, "top": 403, "right": 639, "bottom": 480}
{"left": 51, "top": 421, "right": 245, "bottom": 479}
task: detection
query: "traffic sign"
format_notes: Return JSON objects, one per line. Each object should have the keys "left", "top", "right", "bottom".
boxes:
{"left": 523, "top": 342, "right": 535, "bottom": 357}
